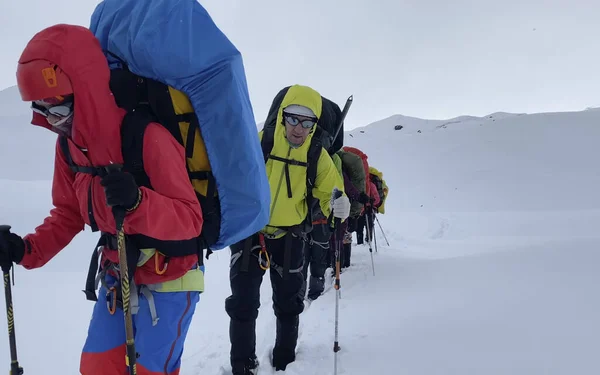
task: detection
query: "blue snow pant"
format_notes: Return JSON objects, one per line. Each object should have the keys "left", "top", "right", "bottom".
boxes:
{"left": 79, "top": 275, "right": 199, "bottom": 375}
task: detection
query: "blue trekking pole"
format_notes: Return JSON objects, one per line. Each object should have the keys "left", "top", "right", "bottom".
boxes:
{"left": 0, "top": 225, "right": 23, "bottom": 375}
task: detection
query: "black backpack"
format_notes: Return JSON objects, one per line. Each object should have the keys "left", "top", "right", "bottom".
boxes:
{"left": 107, "top": 55, "right": 220, "bottom": 250}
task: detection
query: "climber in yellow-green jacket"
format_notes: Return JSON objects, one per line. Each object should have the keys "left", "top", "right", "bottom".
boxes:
{"left": 225, "top": 84, "right": 350, "bottom": 374}
{"left": 369, "top": 166, "right": 388, "bottom": 214}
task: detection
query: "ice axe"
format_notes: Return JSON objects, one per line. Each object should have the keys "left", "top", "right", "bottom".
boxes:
{"left": 0, "top": 225, "right": 23, "bottom": 375}
{"left": 331, "top": 95, "right": 354, "bottom": 144}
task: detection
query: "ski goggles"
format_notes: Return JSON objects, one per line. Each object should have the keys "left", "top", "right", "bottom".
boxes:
{"left": 31, "top": 97, "right": 74, "bottom": 125}
{"left": 283, "top": 113, "right": 317, "bottom": 129}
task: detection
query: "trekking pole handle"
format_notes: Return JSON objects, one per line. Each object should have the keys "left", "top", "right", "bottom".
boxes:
{"left": 112, "top": 207, "right": 126, "bottom": 233}
{"left": 0, "top": 226, "right": 23, "bottom": 374}
{"left": 330, "top": 188, "right": 343, "bottom": 229}
{"left": 331, "top": 188, "right": 343, "bottom": 201}
{"left": 0, "top": 226, "right": 13, "bottom": 274}
{"left": 103, "top": 164, "right": 127, "bottom": 231}
{"left": 10, "top": 361, "right": 23, "bottom": 375}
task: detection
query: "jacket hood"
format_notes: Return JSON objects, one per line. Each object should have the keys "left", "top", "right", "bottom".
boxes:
{"left": 274, "top": 84, "right": 322, "bottom": 150}
{"left": 17, "top": 24, "right": 125, "bottom": 166}
{"left": 369, "top": 166, "right": 383, "bottom": 179}
{"left": 260, "top": 84, "right": 327, "bottom": 233}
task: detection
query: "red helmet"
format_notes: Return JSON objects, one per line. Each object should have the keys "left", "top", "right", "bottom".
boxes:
{"left": 16, "top": 59, "right": 73, "bottom": 101}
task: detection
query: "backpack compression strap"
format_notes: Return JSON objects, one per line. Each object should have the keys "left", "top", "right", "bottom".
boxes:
{"left": 120, "top": 111, "right": 154, "bottom": 189}
{"left": 182, "top": 115, "right": 217, "bottom": 217}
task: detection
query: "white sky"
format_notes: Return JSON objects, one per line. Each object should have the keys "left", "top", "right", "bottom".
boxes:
{"left": 1, "top": 0, "right": 599, "bottom": 129}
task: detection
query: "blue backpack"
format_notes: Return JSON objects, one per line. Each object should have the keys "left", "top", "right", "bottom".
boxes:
{"left": 89, "top": 0, "right": 271, "bottom": 252}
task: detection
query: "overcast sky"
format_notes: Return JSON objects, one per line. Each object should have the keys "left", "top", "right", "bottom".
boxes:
{"left": 1, "top": 0, "right": 598, "bottom": 129}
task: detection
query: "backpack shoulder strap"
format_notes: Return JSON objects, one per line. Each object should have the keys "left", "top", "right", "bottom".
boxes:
{"left": 305, "top": 129, "right": 323, "bottom": 221}
{"left": 120, "top": 110, "right": 154, "bottom": 189}
{"left": 58, "top": 135, "right": 103, "bottom": 232}
{"left": 306, "top": 128, "right": 323, "bottom": 191}
{"left": 260, "top": 126, "right": 275, "bottom": 163}
{"left": 58, "top": 135, "right": 74, "bottom": 169}
{"left": 58, "top": 136, "right": 105, "bottom": 177}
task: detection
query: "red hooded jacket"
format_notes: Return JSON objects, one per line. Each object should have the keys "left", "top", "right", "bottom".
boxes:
{"left": 17, "top": 25, "right": 203, "bottom": 285}
{"left": 368, "top": 181, "right": 381, "bottom": 207}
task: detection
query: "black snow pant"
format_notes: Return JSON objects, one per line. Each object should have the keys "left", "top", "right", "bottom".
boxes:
{"left": 328, "top": 221, "right": 350, "bottom": 270}
{"left": 342, "top": 228, "right": 352, "bottom": 268}
{"left": 300, "top": 223, "right": 332, "bottom": 301}
{"left": 367, "top": 209, "right": 375, "bottom": 242}
{"left": 356, "top": 214, "right": 365, "bottom": 244}
{"left": 225, "top": 231, "right": 306, "bottom": 373}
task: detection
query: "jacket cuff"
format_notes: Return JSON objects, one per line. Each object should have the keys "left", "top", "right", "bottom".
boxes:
{"left": 126, "top": 189, "right": 143, "bottom": 212}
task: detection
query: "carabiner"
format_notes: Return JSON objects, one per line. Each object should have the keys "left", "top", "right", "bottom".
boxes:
{"left": 258, "top": 233, "right": 270, "bottom": 270}
{"left": 154, "top": 252, "right": 169, "bottom": 275}
{"left": 106, "top": 286, "right": 117, "bottom": 315}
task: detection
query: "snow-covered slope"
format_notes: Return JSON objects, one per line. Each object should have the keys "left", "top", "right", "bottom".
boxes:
{"left": 0, "top": 84, "right": 598, "bottom": 374}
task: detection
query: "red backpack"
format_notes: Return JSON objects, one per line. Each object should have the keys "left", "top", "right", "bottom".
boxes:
{"left": 343, "top": 146, "right": 371, "bottom": 196}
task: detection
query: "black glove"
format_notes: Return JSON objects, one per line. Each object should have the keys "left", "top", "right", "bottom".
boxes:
{"left": 100, "top": 171, "right": 140, "bottom": 211}
{"left": 0, "top": 226, "right": 25, "bottom": 271}
{"left": 358, "top": 192, "right": 370, "bottom": 204}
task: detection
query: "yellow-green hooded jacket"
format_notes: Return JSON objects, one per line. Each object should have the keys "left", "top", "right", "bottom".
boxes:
{"left": 380, "top": 179, "right": 388, "bottom": 214}
{"left": 259, "top": 85, "right": 346, "bottom": 238}
{"left": 331, "top": 152, "right": 343, "bottom": 178}
{"left": 369, "top": 166, "right": 389, "bottom": 214}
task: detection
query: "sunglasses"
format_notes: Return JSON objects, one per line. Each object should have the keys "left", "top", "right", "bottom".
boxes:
{"left": 283, "top": 113, "right": 317, "bottom": 129}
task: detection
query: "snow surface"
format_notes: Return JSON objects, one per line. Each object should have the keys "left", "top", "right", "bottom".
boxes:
{"left": 0, "top": 84, "right": 599, "bottom": 374}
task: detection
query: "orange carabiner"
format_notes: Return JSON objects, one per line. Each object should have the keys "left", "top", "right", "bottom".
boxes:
{"left": 107, "top": 286, "right": 117, "bottom": 315}
{"left": 154, "top": 252, "right": 169, "bottom": 275}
